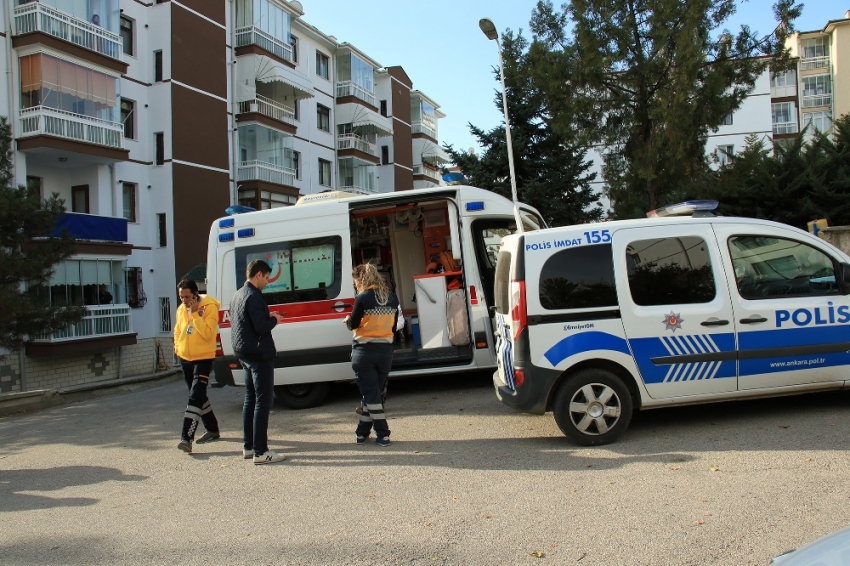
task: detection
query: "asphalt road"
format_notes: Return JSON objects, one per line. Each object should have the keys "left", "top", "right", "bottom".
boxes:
{"left": 1, "top": 372, "right": 849, "bottom": 565}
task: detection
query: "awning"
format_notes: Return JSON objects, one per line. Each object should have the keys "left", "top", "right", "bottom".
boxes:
{"left": 422, "top": 146, "right": 451, "bottom": 166}
{"left": 183, "top": 263, "right": 206, "bottom": 282}
{"left": 335, "top": 103, "right": 393, "bottom": 137}
{"left": 235, "top": 54, "right": 315, "bottom": 103}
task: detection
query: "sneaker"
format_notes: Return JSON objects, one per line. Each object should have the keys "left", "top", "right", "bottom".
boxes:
{"left": 253, "top": 450, "right": 286, "bottom": 465}
{"left": 356, "top": 435, "right": 369, "bottom": 445}
{"left": 375, "top": 437, "right": 391, "bottom": 447}
{"left": 354, "top": 406, "right": 363, "bottom": 415}
{"left": 243, "top": 449, "right": 253, "bottom": 459}
{"left": 196, "top": 431, "right": 221, "bottom": 444}
{"left": 177, "top": 440, "right": 192, "bottom": 453}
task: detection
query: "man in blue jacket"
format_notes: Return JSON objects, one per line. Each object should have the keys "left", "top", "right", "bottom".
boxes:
{"left": 230, "top": 259, "right": 285, "bottom": 464}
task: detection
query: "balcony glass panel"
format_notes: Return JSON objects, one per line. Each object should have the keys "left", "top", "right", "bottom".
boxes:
{"left": 238, "top": 123, "right": 295, "bottom": 186}
{"left": 336, "top": 53, "right": 374, "bottom": 94}
{"left": 411, "top": 98, "right": 437, "bottom": 138}
{"left": 802, "top": 37, "right": 829, "bottom": 59}
{"left": 37, "top": 258, "right": 127, "bottom": 307}
{"left": 17, "top": 0, "right": 119, "bottom": 33}
{"left": 338, "top": 157, "right": 376, "bottom": 193}
{"left": 235, "top": 0, "right": 293, "bottom": 62}
{"left": 14, "top": 0, "right": 122, "bottom": 59}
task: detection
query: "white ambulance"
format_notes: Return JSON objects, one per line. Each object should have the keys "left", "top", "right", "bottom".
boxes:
{"left": 207, "top": 186, "right": 545, "bottom": 408}
{"left": 493, "top": 201, "right": 850, "bottom": 445}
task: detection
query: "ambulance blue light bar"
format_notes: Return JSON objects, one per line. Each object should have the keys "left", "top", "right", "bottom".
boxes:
{"left": 466, "top": 201, "right": 484, "bottom": 211}
{"left": 218, "top": 232, "right": 234, "bottom": 242}
{"left": 219, "top": 218, "right": 234, "bottom": 228}
{"left": 237, "top": 228, "right": 255, "bottom": 238}
{"left": 647, "top": 200, "right": 719, "bottom": 218}
{"left": 226, "top": 205, "right": 256, "bottom": 215}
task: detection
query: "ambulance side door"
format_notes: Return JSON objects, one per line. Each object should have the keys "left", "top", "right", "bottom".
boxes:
{"left": 712, "top": 224, "right": 850, "bottom": 390}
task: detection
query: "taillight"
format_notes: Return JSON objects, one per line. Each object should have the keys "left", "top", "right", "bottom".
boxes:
{"left": 469, "top": 285, "right": 478, "bottom": 305}
{"left": 215, "top": 333, "right": 224, "bottom": 358}
{"left": 514, "top": 368, "right": 525, "bottom": 387}
{"left": 510, "top": 280, "right": 527, "bottom": 341}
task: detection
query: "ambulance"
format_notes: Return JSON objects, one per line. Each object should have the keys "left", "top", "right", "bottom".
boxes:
{"left": 493, "top": 201, "right": 850, "bottom": 445}
{"left": 207, "top": 186, "right": 545, "bottom": 408}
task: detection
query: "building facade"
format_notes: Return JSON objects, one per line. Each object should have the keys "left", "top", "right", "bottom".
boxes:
{"left": 0, "top": 0, "right": 448, "bottom": 394}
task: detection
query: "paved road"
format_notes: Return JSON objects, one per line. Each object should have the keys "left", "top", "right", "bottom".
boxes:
{"left": 1, "top": 372, "right": 849, "bottom": 565}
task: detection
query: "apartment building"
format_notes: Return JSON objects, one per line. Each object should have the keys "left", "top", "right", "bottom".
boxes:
{"left": 0, "top": 0, "right": 447, "bottom": 394}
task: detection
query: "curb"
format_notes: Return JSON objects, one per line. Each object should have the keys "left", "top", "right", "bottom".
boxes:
{"left": 0, "top": 369, "right": 183, "bottom": 418}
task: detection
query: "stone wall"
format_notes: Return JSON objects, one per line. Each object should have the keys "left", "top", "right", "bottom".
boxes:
{"left": 821, "top": 226, "right": 850, "bottom": 256}
{"left": 0, "top": 353, "right": 22, "bottom": 394}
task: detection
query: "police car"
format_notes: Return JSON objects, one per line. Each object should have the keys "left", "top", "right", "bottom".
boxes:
{"left": 493, "top": 201, "right": 850, "bottom": 445}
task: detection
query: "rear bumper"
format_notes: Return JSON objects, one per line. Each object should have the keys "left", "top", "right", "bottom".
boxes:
{"left": 492, "top": 364, "right": 560, "bottom": 415}
{"left": 212, "top": 357, "right": 238, "bottom": 387}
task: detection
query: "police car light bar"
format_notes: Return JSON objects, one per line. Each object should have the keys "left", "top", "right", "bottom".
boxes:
{"left": 646, "top": 200, "right": 719, "bottom": 218}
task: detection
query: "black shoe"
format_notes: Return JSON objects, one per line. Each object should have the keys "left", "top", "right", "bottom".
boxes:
{"left": 196, "top": 431, "right": 221, "bottom": 444}
{"left": 177, "top": 440, "right": 192, "bottom": 453}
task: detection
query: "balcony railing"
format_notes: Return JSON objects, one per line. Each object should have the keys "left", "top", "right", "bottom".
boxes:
{"left": 32, "top": 305, "right": 132, "bottom": 343}
{"left": 19, "top": 106, "right": 124, "bottom": 149}
{"left": 802, "top": 94, "right": 832, "bottom": 108}
{"left": 772, "top": 121, "right": 798, "bottom": 135}
{"left": 238, "top": 95, "right": 296, "bottom": 125}
{"left": 14, "top": 2, "right": 122, "bottom": 60}
{"left": 413, "top": 165, "right": 442, "bottom": 182}
{"left": 337, "top": 133, "right": 376, "bottom": 156}
{"left": 336, "top": 81, "right": 376, "bottom": 107}
{"left": 237, "top": 160, "right": 296, "bottom": 187}
{"left": 801, "top": 56, "right": 830, "bottom": 71}
{"left": 412, "top": 121, "right": 438, "bottom": 140}
{"left": 340, "top": 182, "right": 378, "bottom": 194}
{"left": 235, "top": 26, "right": 294, "bottom": 64}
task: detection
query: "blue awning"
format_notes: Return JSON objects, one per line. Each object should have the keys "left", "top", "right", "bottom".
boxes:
{"left": 52, "top": 213, "right": 128, "bottom": 242}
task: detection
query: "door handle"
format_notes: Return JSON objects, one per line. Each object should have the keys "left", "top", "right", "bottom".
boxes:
{"left": 334, "top": 303, "right": 353, "bottom": 310}
{"left": 740, "top": 316, "right": 768, "bottom": 324}
{"left": 700, "top": 318, "right": 729, "bottom": 327}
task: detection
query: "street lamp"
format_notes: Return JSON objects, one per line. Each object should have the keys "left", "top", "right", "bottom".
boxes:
{"left": 479, "top": 17, "right": 522, "bottom": 232}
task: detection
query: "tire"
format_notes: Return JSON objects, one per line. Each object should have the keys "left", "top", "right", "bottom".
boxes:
{"left": 274, "top": 382, "right": 330, "bottom": 410}
{"left": 552, "top": 369, "right": 633, "bottom": 446}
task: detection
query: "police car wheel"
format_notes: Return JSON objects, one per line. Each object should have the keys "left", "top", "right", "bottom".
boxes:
{"left": 553, "top": 369, "right": 633, "bottom": 446}
{"left": 274, "top": 382, "right": 330, "bottom": 410}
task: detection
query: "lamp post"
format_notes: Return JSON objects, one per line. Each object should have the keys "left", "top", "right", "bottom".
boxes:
{"left": 479, "top": 17, "right": 522, "bottom": 232}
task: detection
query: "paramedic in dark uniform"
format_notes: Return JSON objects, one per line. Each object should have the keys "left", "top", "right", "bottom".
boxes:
{"left": 344, "top": 263, "right": 399, "bottom": 446}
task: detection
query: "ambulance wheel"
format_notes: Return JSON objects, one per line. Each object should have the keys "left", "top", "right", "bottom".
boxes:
{"left": 275, "top": 382, "right": 330, "bottom": 410}
{"left": 553, "top": 369, "right": 633, "bottom": 446}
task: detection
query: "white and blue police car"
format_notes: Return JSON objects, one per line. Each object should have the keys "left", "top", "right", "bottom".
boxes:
{"left": 493, "top": 201, "right": 850, "bottom": 445}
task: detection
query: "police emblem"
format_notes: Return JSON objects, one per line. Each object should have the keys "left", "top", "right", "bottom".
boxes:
{"left": 663, "top": 312, "right": 684, "bottom": 332}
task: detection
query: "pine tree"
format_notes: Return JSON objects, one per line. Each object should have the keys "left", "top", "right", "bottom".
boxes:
{"left": 444, "top": 31, "right": 602, "bottom": 227}
{"left": 0, "top": 116, "right": 86, "bottom": 351}
{"left": 528, "top": 0, "right": 802, "bottom": 217}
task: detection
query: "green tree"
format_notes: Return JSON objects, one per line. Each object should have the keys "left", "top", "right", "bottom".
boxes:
{"left": 444, "top": 31, "right": 602, "bottom": 227}
{"left": 528, "top": 0, "right": 802, "bottom": 218}
{"left": 0, "top": 116, "right": 85, "bottom": 351}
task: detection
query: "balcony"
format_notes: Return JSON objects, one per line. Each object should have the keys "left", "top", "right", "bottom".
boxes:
{"left": 413, "top": 165, "right": 442, "bottom": 183}
{"left": 238, "top": 95, "right": 296, "bottom": 126}
{"left": 336, "top": 81, "right": 376, "bottom": 108}
{"left": 52, "top": 212, "right": 128, "bottom": 242}
{"left": 337, "top": 133, "right": 376, "bottom": 156}
{"left": 19, "top": 106, "right": 124, "bottom": 149}
{"left": 412, "top": 121, "right": 438, "bottom": 140}
{"left": 802, "top": 94, "right": 832, "bottom": 108}
{"left": 235, "top": 26, "right": 294, "bottom": 65}
{"left": 32, "top": 305, "right": 131, "bottom": 343}
{"left": 801, "top": 56, "right": 830, "bottom": 71}
{"left": 13, "top": 2, "right": 122, "bottom": 62}
{"left": 238, "top": 160, "right": 296, "bottom": 187}
{"left": 772, "top": 121, "right": 798, "bottom": 135}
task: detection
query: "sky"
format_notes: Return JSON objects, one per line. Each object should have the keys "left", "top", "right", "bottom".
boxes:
{"left": 303, "top": 0, "right": 849, "bottom": 155}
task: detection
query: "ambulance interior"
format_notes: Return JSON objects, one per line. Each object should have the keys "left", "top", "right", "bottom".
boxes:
{"left": 349, "top": 200, "right": 473, "bottom": 367}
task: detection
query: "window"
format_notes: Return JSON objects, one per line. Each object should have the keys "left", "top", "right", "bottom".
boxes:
{"left": 72, "top": 185, "right": 89, "bottom": 213}
{"left": 626, "top": 236, "right": 716, "bottom": 306}
{"left": 26, "top": 176, "right": 41, "bottom": 198}
{"left": 154, "top": 50, "right": 163, "bottom": 82}
{"left": 293, "top": 150, "right": 301, "bottom": 179}
{"left": 122, "top": 183, "right": 136, "bottom": 222}
{"left": 235, "top": 236, "right": 343, "bottom": 305}
{"left": 772, "top": 102, "right": 795, "bottom": 124}
{"left": 293, "top": 99, "right": 299, "bottom": 121}
{"left": 38, "top": 259, "right": 127, "bottom": 307}
{"left": 770, "top": 70, "right": 796, "bottom": 87}
{"left": 155, "top": 132, "right": 164, "bottom": 164}
{"left": 316, "top": 51, "right": 329, "bottom": 79}
{"left": 157, "top": 213, "right": 167, "bottom": 247}
{"left": 160, "top": 297, "right": 172, "bottom": 332}
{"left": 318, "top": 158, "right": 331, "bottom": 186}
{"left": 539, "top": 245, "right": 618, "bottom": 310}
{"left": 259, "top": 191, "right": 295, "bottom": 209}
{"left": 494, "top": 251, "right": 512, "bottom": 315}
{"left": 120, "top": 16, "right": 134, "bottom": 56}
{"left": 716, "top": 144, "right": 734, "bottom": 165}
{"left": 290, "top": 35, "right": 298, "bottom": 63}
{"left": 120, "top": 98, "right": 135, "bottom": 139}
{"left": 381, "top": 145, "right": 389, "bottom": 165}
{"left": 125, "top": 267, "right": 146, "bottom": 308}
{"left": 721, "top": 113, "right": 733, "bottom": 126}
{"left": 802, "top": 75, "right": 832, "bottom": 97}
{"left": 802, "top": 37, "right": 829, "bottom": 59}
{"left": 238, "top": 187, "right": 257, "bottom": 208}
{"left": 803, "top": 111, "right": 833, "bottom": 134}
{"left": 728, "top": 236, "right": 838, "bottom": 300}
{"left": 380, "top": 100, "right": 387, "bottom": 117}
{"left": 317, "top": 104, "right": 330, "bottom": 132}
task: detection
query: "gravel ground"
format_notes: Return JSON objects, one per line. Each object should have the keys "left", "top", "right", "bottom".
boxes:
{"left": 1, "top": 372, "right": 849, "bottom": 565}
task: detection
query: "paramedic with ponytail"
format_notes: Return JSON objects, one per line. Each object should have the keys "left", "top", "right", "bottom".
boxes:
{"left": 344, "top": 263, "right": 399, "bottom": 446}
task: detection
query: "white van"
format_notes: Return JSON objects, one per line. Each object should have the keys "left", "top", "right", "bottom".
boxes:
{"left": 493, "top": 201, "right": 850, "bottom": 445}
{"left": 207, "top": 186, "right": 545, "bottom": 408}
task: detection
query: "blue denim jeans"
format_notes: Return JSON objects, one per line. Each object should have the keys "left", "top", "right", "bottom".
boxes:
{"left": 241, "top": 358, "right": 275, "bottom": 456}
{"left": 352, "top": 344, "right": 393, "bottom": 438}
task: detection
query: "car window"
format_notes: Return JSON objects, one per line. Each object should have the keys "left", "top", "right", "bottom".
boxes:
{"left": 539, "top": 245, "right": 617, "bottom": 310}
{"left": 728, "top": 235, "right": 838, "bottom": 299}
{"left": 626, "top": 236, "right": 716, "bottom": 306}
{"left": 494, "top": 250, "right": 512, "bottom": 315}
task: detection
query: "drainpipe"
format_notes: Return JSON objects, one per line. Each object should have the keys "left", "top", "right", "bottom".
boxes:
{"left": 6, "top": 2, "right": 19, "bottom": 179}
{"left": 229, "top": 0, "right": 238, "bottom": 206}
{"left": 109, "top": 163, "right": 118, "bottom": 216}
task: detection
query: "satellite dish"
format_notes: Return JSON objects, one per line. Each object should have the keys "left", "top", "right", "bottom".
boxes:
{"left": 290, "top": 1, "right": 303, "bottom": 13}
{"left": 467, "top": 147, "right": 475, "bottom": 155}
